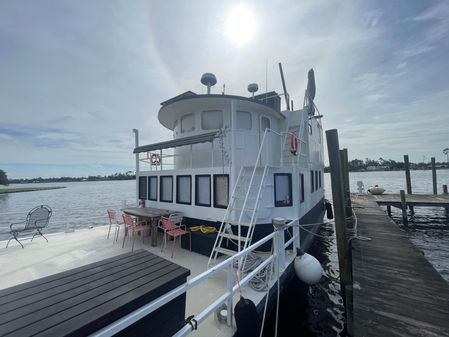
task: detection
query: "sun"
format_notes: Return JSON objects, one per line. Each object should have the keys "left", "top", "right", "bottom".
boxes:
{"left": 225, "top": 5, "right": 256, "bottom": 46}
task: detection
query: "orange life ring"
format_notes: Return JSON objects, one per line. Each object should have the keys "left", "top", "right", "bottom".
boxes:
{"left": 290, "top": 135, "right": 299, "bottom": 156}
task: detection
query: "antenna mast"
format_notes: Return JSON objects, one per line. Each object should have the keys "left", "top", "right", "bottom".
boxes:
{"left": 278, "top": 62, "right": 290, "bottom": 110}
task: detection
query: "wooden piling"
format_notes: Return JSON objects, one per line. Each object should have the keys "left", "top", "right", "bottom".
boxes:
{"left": 326, "top": 129, "right": 353, "bottom": 335}
{"left": 404, "top": 155, "right": 414, "bottom": 214}
{"left": 340, "top": 149, "right": 353, "bottom": 220}
{"left": 400, "top": 190, "right": 408, "bottom": 227}
{"left": 387, "top": 205, "right": 391, "bottom": 216}
{"left": 431, "top": 157, "right": 437, "bottom": 195}
{"left": 404, "top": 155, "right": 412, "bottom": 194}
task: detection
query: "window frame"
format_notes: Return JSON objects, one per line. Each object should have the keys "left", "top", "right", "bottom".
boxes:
{"left": 195, "top": 174, "right": 211, "bottom": 207}
{"left": 261, "top": 116, "right": 271, "bottom": 131}
{"left": 213, "top": 174, "right": 229, "bottom": 209}
{"left": 160, "top": 175, "right": 173, "bottom": 203}
{"left": 181, "top": 113, "right": 195, "bottom": 133}
{"left": 300, "top": 173, "right": 305, "bottom": 203}
{"left": 315, "top": 171, "right": 319, "bottom": 191}
{"left": 236, "top": 110, "right": 252, "bottom": 130}
{"left": 148, "top": 176, "right": 158, "bottom": 201}
{"left": 201, "top": 110, "right": 223, "bottom": 130}
{"left": 319, "top": 171, "right": 322, "bottom": 189}
{"left": 176, "top": 175, "right": 192, "bottom": 205}
{"left": 138, "top": 176, "right": 147, "bottom": 200}
{"left": 274, "top": 173, "right": 293, "bottom": 207}
{"left": 311, "top": 170, "right": 314, "bottom": 193}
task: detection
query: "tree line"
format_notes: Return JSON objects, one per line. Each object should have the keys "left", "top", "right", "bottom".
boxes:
{"left": 1, "top": 170, "right": 136, "bottom": 185}
{"left": 325, "top": 158, "right": 449, "bottom": 172}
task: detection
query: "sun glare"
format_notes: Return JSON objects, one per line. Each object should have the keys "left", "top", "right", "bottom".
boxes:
{"left": 225, "top": 5, "right": 256, "bottom": 46}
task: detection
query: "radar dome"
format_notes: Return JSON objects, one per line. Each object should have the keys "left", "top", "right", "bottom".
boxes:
{"left": 201, "top": 73, "right": 217, "bottom": 94}
{"left": 247, "top": 83, "right": 258, "bottom": 97}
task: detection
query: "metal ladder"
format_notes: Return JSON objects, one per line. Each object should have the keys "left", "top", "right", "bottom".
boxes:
{"left": 208, "top": 165, "right": 270, "bottom": 267}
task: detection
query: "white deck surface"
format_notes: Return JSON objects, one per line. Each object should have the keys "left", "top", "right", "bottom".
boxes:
{"left": 0, "top": 225, "right": 295, "bottom": 336}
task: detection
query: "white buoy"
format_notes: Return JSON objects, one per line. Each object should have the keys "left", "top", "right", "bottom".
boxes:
{"left": 294, "top": 251, "right": 323, "bottom": 285}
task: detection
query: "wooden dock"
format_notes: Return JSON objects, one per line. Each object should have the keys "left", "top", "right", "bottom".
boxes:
{"left": 350, "top": 195, "right": 449, "bottom": 337}
{"left": 370, "top": 193, "right": 449, "bottom": 208}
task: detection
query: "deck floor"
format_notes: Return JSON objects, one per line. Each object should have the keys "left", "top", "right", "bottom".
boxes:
{"left": 351, "top": 195, "right": 449, "bottom": 337}
{"left": 0, "top": 225, "right": 284, "bottom": 337}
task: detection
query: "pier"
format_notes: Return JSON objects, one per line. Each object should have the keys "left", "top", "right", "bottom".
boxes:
{"left": 350, "top": 195, "right": 449, "bottom": 336}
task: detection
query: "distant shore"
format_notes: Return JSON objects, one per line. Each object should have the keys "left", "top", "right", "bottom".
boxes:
{"left": 0, "top": 186, "right": 66, "bottom": 194}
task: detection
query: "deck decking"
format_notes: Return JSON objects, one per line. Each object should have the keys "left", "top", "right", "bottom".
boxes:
{"left": 351, "top": 195, "right": 449, "bottom": 337}
{"left": 369, "top": 193, "right": 449, "bottom": 208}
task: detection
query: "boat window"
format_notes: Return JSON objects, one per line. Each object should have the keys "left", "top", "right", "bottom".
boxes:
{"left": 274, "top": 173, "right": 292, "bottom": 207}
{"left": 319, "top": 171, "right": 322, "bottom": 189}
{"left": 148, "top": 176, "right": 157, "bottom": 201}
{"left": 138, "top": 176, "right": 147, "bottom": 200}
{"left": 160, "top": 176, "right": 173, "bottom": 202}
{"left": 195, "top": 175, "right": 211, "bottom": 206}
{"left": 310, "top": 170, "right": 314, "bottom": 192}
{"left": 214, "top": 174, "right": 229, "bottom": 208}
{"left": 309, "top": 123, "right": 312, "bottom": 135}
{"left": 176, "top": 175, "right": 191, "bottom": 204}
{"left": 315, "top": 171, "right": 319, "bottom": 191}
{"left": 202, "top": 110, "right": 223, "bottom": 130}
{"left": 181, "top": 113, "right": 195, "bottom": 133}
{"left": 261, "top": 116, "right": 270, "bottom": 131}
{"left": 300, "top": 173, "right": 305, "bottom": 203}
{"left": 237, "top": 111, "right": 252, "bottom": 130}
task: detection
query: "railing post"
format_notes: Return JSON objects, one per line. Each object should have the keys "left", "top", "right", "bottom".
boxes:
{"left": 226, "top": 263, "right": 233, "bottom": 326}
{"left": 404, "top": 155, "right": 412, "bottom": 194}
{"left": 272, "top": 218, "right": 286, "bottom": 273}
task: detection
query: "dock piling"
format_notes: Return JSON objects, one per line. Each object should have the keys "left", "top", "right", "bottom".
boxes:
{"left": 431, "top": 157, "right": 437, "bottom": 195}
{"left": 400, "top": 190, "right": 408, "bottom": 227}
{"left": 404, "top": 155, "right": 414, "bottom": 214}
{"left": 326, "top": 129, "right": 353, "bottom": 336}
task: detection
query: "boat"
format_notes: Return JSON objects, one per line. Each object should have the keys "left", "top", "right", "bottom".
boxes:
{"left": 0, "top": 66, "right": 326, "bottom": 337}
{"left": 367, "top": 185, "right": 386, "bottom": 195}
{"left": 128, "top": 66, "right": 326, "bottom": 335}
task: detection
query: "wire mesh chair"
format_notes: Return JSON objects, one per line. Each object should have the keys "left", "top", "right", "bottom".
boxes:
{"left": 6, "top": 205, "right": 52, "bottom": 248}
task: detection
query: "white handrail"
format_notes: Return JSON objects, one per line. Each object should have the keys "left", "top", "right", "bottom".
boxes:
{"left": 91, "top": 218, "right": 299, "bottom": 337}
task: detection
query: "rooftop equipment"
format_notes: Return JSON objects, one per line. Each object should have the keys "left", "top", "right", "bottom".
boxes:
{"left": 247, "top": 83, "right": 258, "bottom": 98}
{"left": 201, "top": 73, "right": 217, "bottom": 94}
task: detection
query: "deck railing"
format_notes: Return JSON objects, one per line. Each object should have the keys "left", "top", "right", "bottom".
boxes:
{"left": 90, "top": 218, "right": 299, "bottom": 337}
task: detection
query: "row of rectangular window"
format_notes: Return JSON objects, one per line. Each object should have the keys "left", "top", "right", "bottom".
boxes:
{"left": 138, "top": 174, "right": 229, "bottom": 208}
{"left": 177, "top": 111, "right": 271, "bottom": 133}
{"left": 310, "top": 170, "right": 322, "bottom": 193}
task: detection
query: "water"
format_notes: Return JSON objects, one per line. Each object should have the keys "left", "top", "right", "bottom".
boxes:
{"left": 1, "top": 171, "right": 448, "bottom": 336}
{"left": 0, "top": 180, "right": 136, "bottom": 240}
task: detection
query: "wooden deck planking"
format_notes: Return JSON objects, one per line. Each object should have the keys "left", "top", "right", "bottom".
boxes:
{"left": 351, "top": 195, "right": 449, "bottom": 337}
{"left": 367, "top": 193, "right": 449, "bottom": 208}
{"left": 0, "top": 249, "right": 190, "bottom": 337}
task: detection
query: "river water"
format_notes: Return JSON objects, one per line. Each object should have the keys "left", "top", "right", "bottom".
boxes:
{"left": 1, "top": 170, "right": 448, "bottom": 336}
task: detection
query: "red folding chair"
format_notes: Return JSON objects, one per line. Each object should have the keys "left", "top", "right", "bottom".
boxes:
{"left": 107, "top": 209, "right": 124, "bottom": 242}
{"left": 122, "top": 213, "right": 146, "bottom": 252}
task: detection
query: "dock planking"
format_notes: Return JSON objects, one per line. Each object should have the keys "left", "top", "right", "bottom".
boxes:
{"left": 351, "top": 195, "right": 449, "bottom": 337}
{"left": 368, "top": 193, "right": 449, "bottom": 208}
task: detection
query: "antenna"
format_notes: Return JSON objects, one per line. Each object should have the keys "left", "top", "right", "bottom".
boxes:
{"left": 278, "top": 62, "right": 290, "bottom": 110}
{"left": 201, "top": 73, "right": 217, "bottom": 94}
{"left": 248, "top": 83, "right": 258, "bottom": 98}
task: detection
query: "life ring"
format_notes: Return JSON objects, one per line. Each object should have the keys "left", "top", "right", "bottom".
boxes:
{"left": 290, "top": 135, "right": 299, "bottom": 156}
{"left": 150, "top": 153, "right": 160, "bottom": 165}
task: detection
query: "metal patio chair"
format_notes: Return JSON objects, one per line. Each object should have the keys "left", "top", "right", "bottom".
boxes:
{"left": 6, "top": 205, "right": 52, "bottom": 248}
{"left": 158, "top": 214, "right": 191, "bottom": 258}
{"left": 107, "top": 209, "right": 124, "bottom": 242}
{"left": 122, "top": 213, "right": 146, "bottom": 252}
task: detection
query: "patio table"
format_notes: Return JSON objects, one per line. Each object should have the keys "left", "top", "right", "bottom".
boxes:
{"left": 122, "top": 207, "right": 172, "bottom": 246}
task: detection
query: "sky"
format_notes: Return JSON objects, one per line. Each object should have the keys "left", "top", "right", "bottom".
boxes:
{"left": 1, "top": 0, "right": 448, "bottom": 178}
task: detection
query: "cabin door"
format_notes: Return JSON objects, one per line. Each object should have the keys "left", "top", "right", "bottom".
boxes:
{"left": 259, "top": 115, "right": 271, "bottom": 165}
{"left": 234, "top": 111, "right": 258, "bottom": 166}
